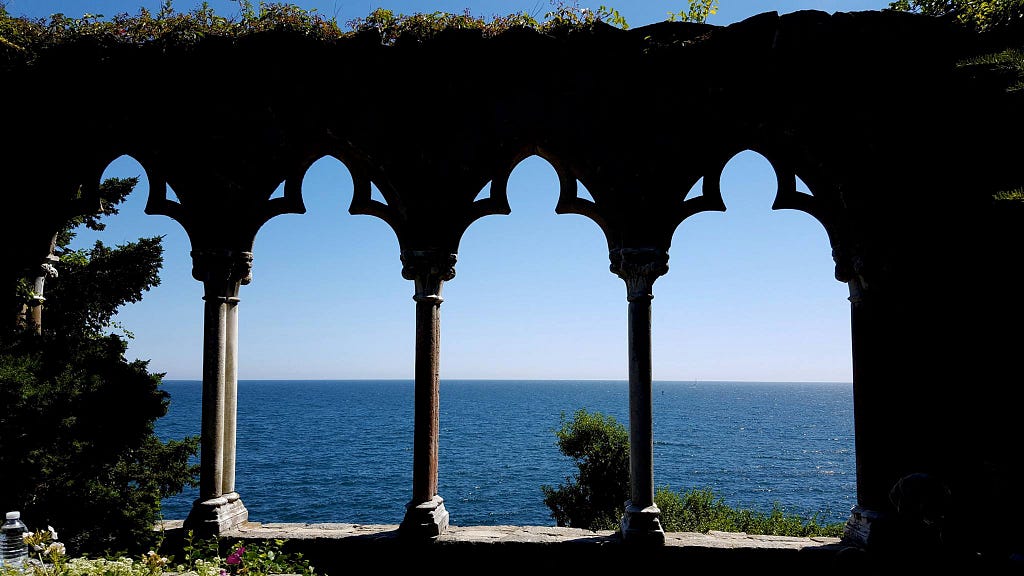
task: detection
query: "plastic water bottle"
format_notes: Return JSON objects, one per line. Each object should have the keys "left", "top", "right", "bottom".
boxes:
{"left": 1, "top": 511, "right": 29, "bottom": 568}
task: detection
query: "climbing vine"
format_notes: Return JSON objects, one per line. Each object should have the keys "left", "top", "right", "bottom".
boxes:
{"left": 0, "top": 0, "right": 725, "bottom": 67}
{"left": 667, "top": 0, "right": 720, "bottom": 23}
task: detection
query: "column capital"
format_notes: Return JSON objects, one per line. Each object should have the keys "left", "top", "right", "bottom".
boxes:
{"left": 191, "top": 249, "right": 253, "bottom": 299}
{"left": 610, "top": 247, "right": 669, "bottom": 302}
{"left": 832, "top": 241, "right": 876, "bottom": 304}
{"left": 401, "top": 250, "right": 457, "bottom": 302}
{"left": 29, "top": 257, "right": 59, "bottom": 304}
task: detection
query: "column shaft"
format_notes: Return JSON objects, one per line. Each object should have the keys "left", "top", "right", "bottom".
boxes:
{"left": 23, "top": 251, "right": 58, "bottom": 334}
{"left": 844, "top": 278, "right": 900, "bottom": 547}
{"left": 28, "top": 300, "right": 42, "bottom": 333}
{"left": 222, "top": 298, "right": 240, "bottom": 495}
{"left": 412, "top": 297, "right": 441, "bottom": 503}
{"left": 850, "top": 284, "right": 882, "bottom": 508}
{"left": 199, "top": 296, "right": 227, "bottom": 501}
{"left": 627, "top": 298, "right": 655, "bottom": 509}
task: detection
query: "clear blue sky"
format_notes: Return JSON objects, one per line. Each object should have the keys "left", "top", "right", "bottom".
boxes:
{"left": 10, "top": 1, "right": 893, "bottom": 382}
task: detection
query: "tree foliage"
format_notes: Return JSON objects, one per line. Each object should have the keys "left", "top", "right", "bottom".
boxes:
{"left": 0, "top": 178, "right": 197, "bottom": 557}
{"left": 541, "top": 409, "right": 630, "bottom": 530}
{"left": 0, "top": 0, "right": 720, "bottom": 65}
{"left": 656, "top": 486, "right": 844, "bottom": 536}
{"left": 0, "top": 334, "right": 198, "bottom": 556}
{"left": 888, "top": 0, "right": 1024, "bottom": 31}
{"left": 668, "top": 0, "right": 719, "bottom": 23}
{"left": 889, "top": 1, "right": 1024, "bottom": 118}
{"left": 541, "top": 408, "right": 846, "bottom": 536}
{"left": 46, "top": 236, "right": 163, "bottom": 338}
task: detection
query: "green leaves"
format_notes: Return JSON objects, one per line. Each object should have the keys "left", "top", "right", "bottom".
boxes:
{"left": 597, "top": 6, "right": 630, "bottom": 29}
{"left": 1, "top": 152, "right": 182, "bottom": 558}
{"left": 47, "top": 235, "right": 163, "bottom": 338}
{"left": 888, "top": 0, "right": 1024, "bottom": 31}
{"left": 993, "top": 186, "right": 1024, "bottom": 201}
{"left": 541, "top": 408, "right": 630, "bottom": 530}
{"left": 655, "top": 486, "right": 844, "bottom": 535}
{"left": 1, "top": 0, "right": 656, "bottom": 60}
{"left": 667, "top": 0, "right": 720, "bottom": 23}
{"left": 0, "top": 330, "right": 199, "bottom": 556}
{"left": 958, "top": 47, "right": 1024, "bottom": 94}
{"left": 540, "top": 408, "right": 846, "bottom": 536}
{"left": 179, "top": 533, "right": 316, "bottom": 576}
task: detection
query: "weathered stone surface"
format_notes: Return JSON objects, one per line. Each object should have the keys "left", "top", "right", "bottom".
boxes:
{"left": 163, "top": 519, "right": 842, "bottom": 548}
{"left": 159, "top": 520, "right": 1020, "bottom": 572}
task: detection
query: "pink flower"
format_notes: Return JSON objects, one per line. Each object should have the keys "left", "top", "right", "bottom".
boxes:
{"left": 226, "top": 547, "right": 245, "bottom": 565}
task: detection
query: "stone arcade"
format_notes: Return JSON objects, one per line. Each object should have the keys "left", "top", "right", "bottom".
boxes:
{"left": 3, "top": 8, "right": 1022, "bottom": 569}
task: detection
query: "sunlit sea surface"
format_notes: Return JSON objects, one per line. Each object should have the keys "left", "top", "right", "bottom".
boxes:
{"left": 156, "top": 379, "right": 855, "bottom": 526}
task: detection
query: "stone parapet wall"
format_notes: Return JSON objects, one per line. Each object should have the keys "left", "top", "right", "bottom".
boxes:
{"left": 157, "top": 520, "right": 1019, "bottom": 573}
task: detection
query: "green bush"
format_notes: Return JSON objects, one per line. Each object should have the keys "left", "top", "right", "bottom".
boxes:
{"left": 543, "top": 408, "right": 846, "bottom": 537}
{"left": 1, "top": 177, "right": 197, "bottom": 557}
{"left": 541, "top": 409, "right": 630, "bottom": 530}
{"left": 176, "top": 531, "right": 317, "bottom": 576}
{"left": 656, "top": 486, "right": 844, "bottom": 536}
{"left": 0, "top": 332, "right": 199, "bottom": 556}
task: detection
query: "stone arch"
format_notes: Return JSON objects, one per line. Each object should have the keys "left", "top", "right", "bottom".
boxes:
{"left": 659, "top": 145, "right": 853, "bottom": 377}
{"left": 656, "top": 148, "right": 855, "bottom": 519}
{"left": 251, "top": 151, "right": 409, "bottom": 350}
{"left": 450, "top": 153, "right": 620, "bottom": 379}
{"left": 2, "top": 7, "right": 1021, "bottom": 554}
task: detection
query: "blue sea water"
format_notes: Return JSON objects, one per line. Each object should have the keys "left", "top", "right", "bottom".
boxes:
{"left": 155, "top": 379, "right": 856, "bottom": 527}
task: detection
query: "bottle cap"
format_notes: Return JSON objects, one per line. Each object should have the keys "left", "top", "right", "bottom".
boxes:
{"left": 5, "top": 511, "right": 19, "bottom": 520}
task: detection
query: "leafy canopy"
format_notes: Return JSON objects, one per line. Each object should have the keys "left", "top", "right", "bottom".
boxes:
{"left": 0, "top": 0, "right": 718, "bottom": 66}
{"left": 888, "top": 0, "right": 1024, "bottom": 31}
{"left": 668, "top": 0, "right": 720, "bottom": 23}
{"left": 1, "top": 177, "right": 196, "bottom": 557}
{"left": 541, "top": 408, "right": 631, "bottom": 530}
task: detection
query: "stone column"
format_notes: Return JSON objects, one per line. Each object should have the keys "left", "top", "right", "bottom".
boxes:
{"left": 843, "top": 273, "right": 900, "bottom": 547}
{"left": 835, "top": 246, "right": 898, "bottom": 549}
{"left": 185, "top": 248, "right": 251, "bottom": 534}
{"left": 26, "top": 257, "right": 58, "bottom": 334}
{"left": 398, "top": 249, "right": 455, "bottom": 539}
{"left": 611, "top": 247, "right": 668, "bottom": 545}
{"left": 223, "top": 295, "right": 240, "bottom": 496}
{"left": 18, "top": 235, "right": 59, "bottom": 334}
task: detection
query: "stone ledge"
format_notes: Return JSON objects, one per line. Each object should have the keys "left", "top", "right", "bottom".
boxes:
{"left": 157, "top": 520, "right": 1014, "bottom": 573}
{"left": 215, "top": 521, "right": 843, "bottom": 550}
{"left": 162, "top": 518, "right": 844, "bottom": 547}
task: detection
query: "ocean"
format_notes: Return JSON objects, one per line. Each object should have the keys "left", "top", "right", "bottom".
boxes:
{"left": 155, "top": 379, "right": 856, "bottom": 527}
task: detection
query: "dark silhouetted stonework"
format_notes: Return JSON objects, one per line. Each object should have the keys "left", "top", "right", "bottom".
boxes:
{"left": 4, "top": 9, "right": 1022, "bottom": 565}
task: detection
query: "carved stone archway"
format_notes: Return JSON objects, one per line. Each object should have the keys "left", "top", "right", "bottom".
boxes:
{"left": 3, "top": 9, "right": 1021, "bottom": 557}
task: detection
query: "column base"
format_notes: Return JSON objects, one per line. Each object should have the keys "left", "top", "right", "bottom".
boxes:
{"left": 184, "top": 492, "right": 249, "bottom": 535}
{"left": 620, "top": 501, "right": 665, "bottom": 545}
{"left": 399, "top": 495, "right": 449, "bottom": 540}
{"left": 843, "top": 505, "right": 892, "bottom": 549}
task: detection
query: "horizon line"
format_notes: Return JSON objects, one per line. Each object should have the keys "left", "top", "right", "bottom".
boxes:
{"left": 160, "top": 377, "right": 853, "bottom": 384}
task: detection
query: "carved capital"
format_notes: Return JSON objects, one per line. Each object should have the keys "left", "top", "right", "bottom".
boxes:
{"left": 832, "top": 242, "right": 863, "bottom": 284}
{"left": 401, "top": 250, "right": 457, "bottom": 302}
{"left": 191, "top": 249, "right": 253, "bottom": 299}
{"left": 28, "top": 256, "right": 60, "bottom": 304}
{"left": 832, "top": 242, "right": 871, "bottom": 302}
{"left": 609, "top": 248, "right": 669, "bottom": 302}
